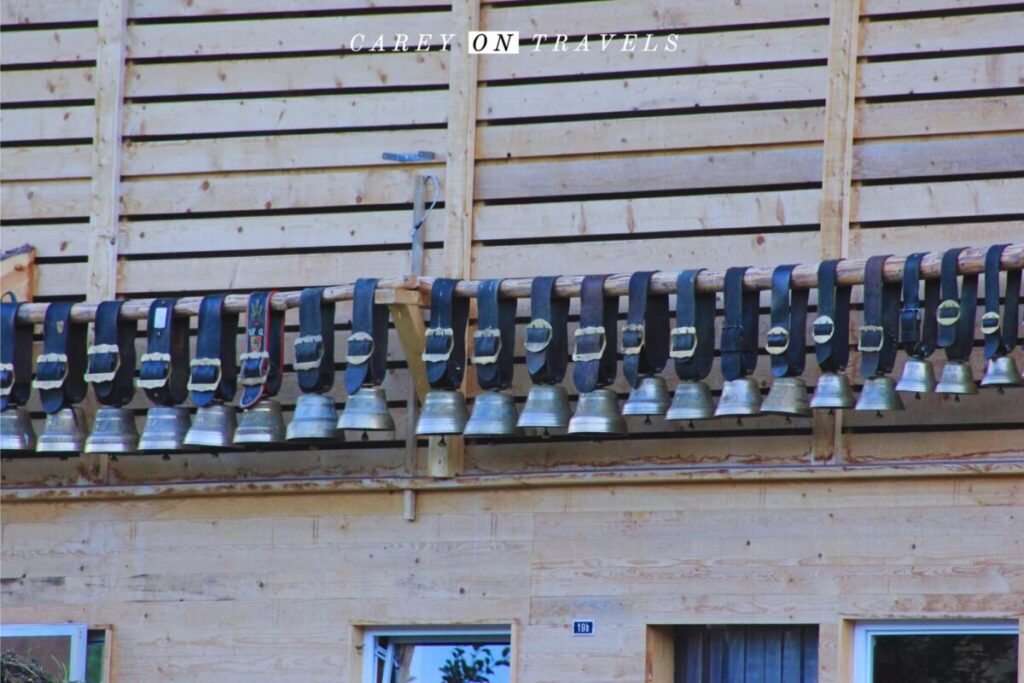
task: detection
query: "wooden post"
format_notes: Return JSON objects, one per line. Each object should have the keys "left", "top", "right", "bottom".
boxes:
{"left": 814, "top": 0, "right": 862, "bottom": 465}
{"left": 645, "top": 626, "right": 675, "bottom": 683}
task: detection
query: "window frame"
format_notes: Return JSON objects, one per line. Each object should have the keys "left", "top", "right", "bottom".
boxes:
{"left": 361, "top": 624, "right": 512, "bottom": 683}
{"left": 851, "top": 619, "right": 1019, "bottom": 683}
{"left": 0, "top": 622, "right": 89, "bottom": 682}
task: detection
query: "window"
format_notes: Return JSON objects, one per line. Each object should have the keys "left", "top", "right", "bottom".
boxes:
{"left": 362, "top": 625, "right": 511, "bottom": 683}
{"left": 0, "top": 624, "right": 108, "bottom": 683}
{"left": 853, "top": 620, "right": 1019, "bottom": 683}
{"left": 674, "top": 624, "right": 818, "bottom": 683}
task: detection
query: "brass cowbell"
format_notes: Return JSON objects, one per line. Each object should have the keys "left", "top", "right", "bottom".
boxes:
{"left": 934, "top": 360, "right": 979, "bottom": 396}
{"left": 855, "top": 376, "right": 905, "bottom": 413}
{"left": 234, "top": 399, "right": 287, "bottom": 445}
{"left": 567, "top": 388, "right": 627, "bottom": 436}
{"left": 138, "top": 406, "right": 193, "bottom": 451}
{"left": 464, "top": 391, "right": 522, "bottom": 437}
{"left": 0, "top": 407, "right": 37, "bottom": 452}
{"left": 36, "top": 406, "right": 89, "bottom": 453}
{"left": 714, "top": 378, "right": 762, "bottom": 418}
{"left": 665, "top": 380, "right": 715, "bottom": 421}
{"left": 809, "top": 373, "right": 855, "bottom": 411}
{"left": 517, "top": 384, "right": 571, "bottom": 431}
{"left": 287, "top": 393, "right": 343, "bottom": 442}
{"left": 895, "top": 357, "right": 937, "bottom": 397}
{"left": 338, "top": 386, "right": 395, "bottom": 433}
{"left": 415, "top": 389, "right": 469, "bottom": 436}
{"left": 84, "top": 406, "right": 139, "bottom": 454}
{"left": 761, "top": 376, "right": 811, "bottom": 417}
{"left": 980, "top": 356, "right": 1023, "bottom": 389}
{"left": 621, "top": 376, "right": 671, "bottom": 418}
{"left": 183, "top": 403, "right": 237, "bottom": 449}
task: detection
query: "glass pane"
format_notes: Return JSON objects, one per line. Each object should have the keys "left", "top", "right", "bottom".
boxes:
{"left": 0, "top": 635, "right": 74, "bottom": 681}
{"left": 390, "top": 642, "right": 511, "bottom": 683}
{"left": 872, "top": 633, "right": 1018, "bottom": 683}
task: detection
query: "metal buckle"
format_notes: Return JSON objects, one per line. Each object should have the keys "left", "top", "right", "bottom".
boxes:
{"left": 572, "top": 326, "right": 607, "bottom": 362}
{"left": 136, "top": 352, "right": 172, "bottom": 389}
{"left": 238, "top": 351, "right": 270, "bottom": 386}
{"left": 0, "top": 362, "right": 13, "bottom": 397}
{"left": 812, "top": 315, "right": 835, "bottom": 345}
{"left": 981, "top": 311, "right": 1001, "bottom": 335}
{"left": 187, "top": 357, "right": 222, "bottom": 392}
{"left": 857, "top": 325, "right": 884, "bottom": 353}
{"left": 33, "top": 352, "right": 69, "bottom": 390}
{"left": 84, "top": 343, "right": 121, "bottom": 384}
{"left": 765, "top": 326, "right": 790, "bottom": 355}
{"left": 293, "top": 334, "right": 325, "bottom": 371}
{"left": 523, "top": 319, "right": 553, "bottom": 354}
{"left": 669, "top": 326, "right": 697, "bottom": 360}
{"left": 422, "top": 327, "right": 455, "bottom": 363}
{"left": 345, "top": 331, "right": 375, "bottom": 367}
{"left": 621, "top": 323, "right": 645, "bottom": 356}
{"left": 471, "top": 328, "right": 502, "bottom": 366}
{"left": 936, "top": 299, "right": 961, "bottom": 326}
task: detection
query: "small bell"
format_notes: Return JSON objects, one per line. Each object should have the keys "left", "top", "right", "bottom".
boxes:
{"left": 761, "top": 376, "right": 811, "bottom": 417}
{"left": 980, "top": 356, "right": 1023, "bottom": 389}
{"left": 895, "top": 357, "right": 937, "bottom": 396}
{"left": 234, "top": 399, "right": 287, "bottom": 445}
{"left": 567, "top": 388, "right": 627, "bottom": 436}
{"left": 809, "top": 372, "right": 855, "bottom": 411}
{"left": 621, "top": 376, "right": 671, "bottom": 417}
{"left": 517, "top": 384, "right": 571, "bottom": 430}
{"left": 464, "top": 391, "right": 522, "bottom": 437}
{"left": 665, "top": 380, "right": 714, "bottom": 421}
{"left": 138, "top": 406, "right": 193, "bottom": 452}
{"left": 855, "top": 376, "right": 906, "bottom": 412}
{"left": 415, "top": 389, "right": 469, "bottom": 436}
{"left": 287, "top": 393, "right": 343, "bottom": 442}
{"left": 0, "top": 407, "right": 37, "bottom": 452}
{"left": 714, "top": 378, "right": 763, "bottom": 418}
{"left": 934, "top": 360, "right": 979, "bottom": 396}
{"left": 84, "top": 406, "right": 139, "bottom": 454}
{"left": 36, "top": 406, "right": 89, "bottom": 453}
{"left": 183, "top": 403, "right": 237, "bottom": 449}
{"left": 338, "top": 386, "right": 395, "bottom": 433}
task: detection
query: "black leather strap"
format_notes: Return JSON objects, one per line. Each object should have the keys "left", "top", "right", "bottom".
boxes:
{"left": 423, "top": 278, "right": 469, "bottom": 390}
{"left": 138, "top": 298, "right": 190, "bottom": 406}
{"left": 622, "top": 271, "right": 669, "bottom": 388}
{"left": 525, "top": 276, "right": 569, "bottom": 385}
{"left": 936, "top": 247, "right": 978, "bottom": 362}
{"left": 766, "top": 264, "right": 809, "bottom": 379}
{"left": 814, "top": 260, "right": 851, "bottom": 373}
{"left": 573, "top": 274, "right": 618, "bottom": 393}
{"left": 188, "top": 295, "right": 238, "bottom": 407}
{"left": 344, "top": 279, "right": 389, "bottom": 395}
{"left": 0, "top": 297, "right": 33, "bottom": 411}
{"left": 720, "top": 267, "right": 759, "bottom": 381}
{"left": 239, "top": 291, "right": 285, "bottom": 408}
{"left": 34, "top": 302, "right": 88, "bottom": 414}
{"left": 296, "top": 287, "right": 336, "bottom": 394}
{"left": 898, "top": 253, "right": 939, "bottom": 360}
{"left": 983, "top": 244, "right": 1021, "bottom": 359}
{"left": 85, "top": 301, "right": 137, "bottom": 407}
{"left": 859, "top": 255, "right": 900, "bottom": 378}
{"left": 672, "top": 269, "right": 715, "bottom": 381}
{"left": 473, "top": 279, "right": 516, "bottom": 391}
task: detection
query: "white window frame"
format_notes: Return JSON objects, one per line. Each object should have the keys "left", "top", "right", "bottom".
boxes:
{"left": 0, "top": 622, "right": 88, "bottom": 682}
{"left": 361, "top": 625, "right": 512, "bottom": 683}
{"left": 852, "top": 619, "right": 1019, "bottom": 683}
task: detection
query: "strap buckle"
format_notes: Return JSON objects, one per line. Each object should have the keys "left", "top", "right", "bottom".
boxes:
{"left": 669, "top": 326, "right": 697, "bottom": 360}
{"left": 621, "top": 323, "right": 645, "bottom": 356}
{"left": 812, "top": 315, "right": 835, "bottom": 345}
{"left": 524, "top": 319, "right": 553, "bottom": 353}
{"left": 345, "top": 331, "right": 375, "bottom": 367}
{"left": 238, "top": 351, "right": 270, "bottom": 386}
{"left": 858, "top": 325, "right": 884, "bottom": 353}
{"left": 471, "top": 328, "right": 502, "bottom": 365}
{"left": 84, "top": 343, "right": 122, "bottom": 384}
{"left": 422, "top": 327, "right": 455, "bottom": 363}
{"left": 0, "top": 362, "right": 13, "bottom": 397}
{"left": 765, "top": 326, "right": 790, "bottom": 355}
{"left": 937, "top": 299, "right": 961, "bottom": 326}
{"left": 981, "top": 311, "right": 1001, "bottom": 335}
{"left": 293, "top": 334, "right": 325, "bottom": 371}
{"left": 137, "top": 352, "right": 172, "bottom": 389}
{"left": 572, "top": 326, "right": 607, "bottom": 362}
{"left": 187, "top": 357, "right": 222, "bottom": 392}
{"left": 33, "top": 352, "right": 69, "bottom": 390}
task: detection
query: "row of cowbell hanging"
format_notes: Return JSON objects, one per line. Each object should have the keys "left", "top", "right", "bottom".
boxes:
{"left": 0, "top": 244, "right": 1020, "bottom": 455}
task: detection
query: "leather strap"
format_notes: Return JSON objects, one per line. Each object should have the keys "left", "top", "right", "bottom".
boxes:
{"left": 473, "top": 279, "right": 516, "bottom": 391}
{"left": 814, "top": 259, "right": 851, "bottom": 373}
{"left": 344, "top": 279, "right": 389, "bottom": 395}
{"left": 573, "top": 274, "right": 618, "bottom": 393}
{"left": 720, "top": 267, "right": 759, "bottom": 381}
{"left": 85, "top": 301, "right": 137, "bottom": 407}
{"left": 767, "top": 264, "right": 809, "bottom": 379}
{"left": 188, "top": 295, "right": 239, "bottom": 407}
{"left": 672, "top": 269, "right": 714, "bottom": 381}
{"left": 138, "top": 298, "right": 190, "bottom": 406}
{"left": 34, "top": 302, "right": 88, "bottom": 414}
{"left": 239, "top": 291, "right": 285, "bottom": 409}
{"left": 898, "top": 252, "right": 939, "bottom": 360}
{"left": 423, "top": 278, "right": 469, "bottom": 390}
{"left": 859, "top": 255, "right": 900, "bottom": 378}
{"left": 0, "top": 297, "right": 33, "bottom": 411}
{"left": 936, "top": 247, "right": 979, "bottom": 362}
{"left": 525, "top": 276, "right": 569, "bottom": 385}
{"left": 983, "top": 244, "right": 1021, "bottom": 359}
{"left": 296, "top": 287, "right": 336, "bottom": 394}
{"left": 622, "top": 271, "right": 669, "bottom": 388}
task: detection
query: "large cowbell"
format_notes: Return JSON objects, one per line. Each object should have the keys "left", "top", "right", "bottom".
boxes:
{"left": 464, "top": 391, "right": 522, "bottom": 437}
{"left": 855, "top": 376, "right": 905, "bottom": 413}
{"left": 415, "top": 389, "right": 469, "bottom": 436}
{"left": 183, "top": 403, "right": 237, "bottom": 449}
{"left": 935, "top": 360, "right": 978, "bottom": 396}
{"left": 714, "top": 378, "right": 762, "bottom": 418}
{"left": 665, "top": 380, "right": 715, "bottom": 421}
{"left": 518, "top": 384, "right": 571, "bottom": 430}
{"left": 809, "top": 373, "right": 855, "bottom": 410}
{"left": 234, "top": 399, "right": 287, "bottom": 445}
{"left": 980, "top": 356, "right": 1022, "bottom": 389}
{"left": 138, "top": 406, "right": 193, "bottom": 451}
{"left": 287, "top": 393, "right": 343, "bottom": 442}
{"left": 621, "top": 376, "right": 671, "bottom": 418}
{"left": 84, "top": 406, "right": 139, "bottom": 454}
{"left": 37, "top": 407, "right": 89, "bottom": 453}
{"left": 338, "top": 386, "right": 394, "bottom": 433}
{"left": 895, "top": 357, "right": 937, "bottom": 396}
{"left": 761, "top": 376, "right": 811, "bottom": 417}
{"left": 0, "top": 407, "right": 37, "bottom": 452}
{"left": 568, "top": 388, "right": 627, "bottom": 436}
